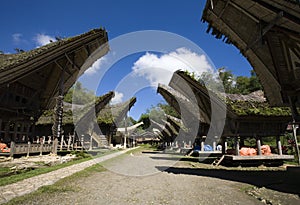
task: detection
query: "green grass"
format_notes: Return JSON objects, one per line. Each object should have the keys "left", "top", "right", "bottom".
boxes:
{"left": 0, "top": 149, "right": 116, "bottom": 187}
{"left": 3, "top": 163, "right": 107, "bottom": 205}
{"left": 0, "top": 156, "right": 91, "bottom": 187}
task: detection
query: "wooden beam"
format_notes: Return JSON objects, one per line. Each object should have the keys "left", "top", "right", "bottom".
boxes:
{"left": 55, "top": 60, "right": 72, "bottom": 76}
{"left": 246, "top": 11, "right": 283, "bottom": 51}
{"left": 218, "top": 0, "right": 230, "bottom": 18}
{"left": 65, "top": 53, "right": 80, "bottom": 70}
{"left": 228, "top": 0, "right": 260, "bottom": 23}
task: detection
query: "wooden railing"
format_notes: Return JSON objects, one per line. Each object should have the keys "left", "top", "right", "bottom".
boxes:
{"left": 9, "top": 142, "right": 52, "bottom": 157}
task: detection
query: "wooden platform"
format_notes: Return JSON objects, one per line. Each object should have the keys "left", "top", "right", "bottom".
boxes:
{"left": 224, "top": 154, "right": 294, "bottom": 161}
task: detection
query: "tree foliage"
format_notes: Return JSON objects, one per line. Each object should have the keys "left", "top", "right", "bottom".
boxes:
{"left": 188, "top": 68, "right": 263, "bottom": 95}
{"left": 137, "top": 103, "right": 178, "bottom": 130}
{"left": 64, "top": 82, "right": 95, "bottom": 104}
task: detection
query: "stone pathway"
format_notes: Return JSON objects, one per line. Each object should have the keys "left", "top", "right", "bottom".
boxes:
{"left": 0, "top": 148, "right": 135, "bottom": 204}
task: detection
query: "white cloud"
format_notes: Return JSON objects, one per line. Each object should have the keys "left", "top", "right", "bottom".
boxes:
{"left": 85, "top": 56, "right": 107, "bottom": 75}
{"left": 132, "top": 47, "right": 214, "bottom": 87}
{"left": 34, "top": 33, "right": 56, "bottom": 47}
{"left": 12, "top": 33, "right": 23, "bottom": 44}
{"left": 111, "top": 91, "right": 124, "bottom": 104}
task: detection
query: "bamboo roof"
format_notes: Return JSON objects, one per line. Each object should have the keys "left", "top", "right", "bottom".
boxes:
{"left": 202, "top": 0, "right": 300, "bottom": 106}
{"left": 0, "top": 28, "right": 108, "bottom": 121}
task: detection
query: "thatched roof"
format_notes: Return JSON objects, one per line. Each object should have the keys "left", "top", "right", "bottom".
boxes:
{"left": 225, "top": 90, "right": 266, "bottom": 102}
{"left": 36, "top": 91, "right": 114, "bottom": 125}
{"left": 202, "top": 0, "right": 300, "bottom": 106}
{"left": 170, "top": 71, "right": 229, "bottom": 120}
{"left": 0, "top": 28, "right": 108, "bottom": 121}
{"left": 165, "top": 71, "right": 292, "bottom": 137}
{"left": 150, "top": 119, "right": 172, "bottom": 140}
{"left": 97, "top": 97, "right": 137, "bottom": 125}
{"left": 174, "top": 70, "right": 292, "bottom": 117}
{"left": 157, "top": 83, "right": 205, "bottom": 124}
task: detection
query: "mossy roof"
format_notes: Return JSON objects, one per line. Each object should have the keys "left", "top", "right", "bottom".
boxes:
{"left": 36, "top": 91, "right": 114, "bottom": 125}
{"left": 0, "top": 28, "right": 106, "bottom": 71}
{"left": 175, "top": 70, "right": 292, "bottom": 117}
{"left": 0, "top": 27, "right": 109, "bottom": 121}
{"left": 97, "top": 97, "right": 137, "bottom": 125}
{"left": 201, "top": 0, "right": 300, "bottom": 106}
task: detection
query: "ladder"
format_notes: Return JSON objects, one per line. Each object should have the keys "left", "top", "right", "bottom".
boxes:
{"left": 211, "top": 155, "right": 225, "bottom": 166}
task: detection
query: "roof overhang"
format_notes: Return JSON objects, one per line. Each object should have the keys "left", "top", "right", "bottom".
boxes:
{"left": 202, "top": 0, "right": 300, "bottom": 106}
{"left": 0, "top": 28, "right": 109, "bottom": 120}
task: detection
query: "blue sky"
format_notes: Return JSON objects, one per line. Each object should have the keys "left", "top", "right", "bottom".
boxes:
{"left": 1, "top": 0, "right": 253, "bottom": 120}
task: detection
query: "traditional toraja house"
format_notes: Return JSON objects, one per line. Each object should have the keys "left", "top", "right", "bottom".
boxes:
{"left": 157, "top": 84, "right": 209, "bottom": 140}
{"left": 132, "top": 131, "right": 160, "bottom": 144}
{"left": 150, "top": 119, "right": 173, "bottom": 143}
{"left": 35, "top": 95, "right": 136, "bottom": 150}
{"left": 0, "top": 27, "right": 109, "bottom": 155}
{"left": 159, "top": 71, "right": 294, "bottom": 165}
{"left": 201, "top": 0, "right": 300, "bottom": 118}
{"left": 116, "top": 121, "right": 144, "bottom": 147}
{"left": 35, "top": 91, "right": 114, "bottom": 150}
{"left": 96, "top": 97, "right": 137, "bottom": 146}
{"left": 201, "top": 0, "right": 300, "bottom": 163}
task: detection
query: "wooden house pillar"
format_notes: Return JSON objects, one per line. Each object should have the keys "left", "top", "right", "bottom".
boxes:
{"left": 235, "top": 136, "right": 240, "bottom": 156}
{"left": 276, "top": 136, "right": 283, "bottom": 155}
{"left": 201, "top": 141, "right": 205, "bottom": 152}
{"left": 221, "top": 137, "right": 226, "bottom": 154}
{"left": 213, "top": 141, "right": 216, "bottom": 151}
{"left": 52, "top": 68, "right": 64, "bottom": 154}
{"left": 256, "top": 135, "right": 262, "bottom": 155}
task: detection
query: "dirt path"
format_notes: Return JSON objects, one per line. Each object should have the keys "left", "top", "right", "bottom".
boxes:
{"left": 6, "top": 150, "right": 300, "bottom": 205}
{"left": 5, "top": 151, "right": 300, "bottom": 205}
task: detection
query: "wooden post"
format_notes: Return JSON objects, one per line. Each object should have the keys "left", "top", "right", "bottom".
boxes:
{"left": 213, "top": 141, "right": 216, "bottom": 151}
{"left": 10, "top": 141, "right": 15, "bottom": 157}
{"left": 276, "top": 136, "right": 283, "bottom": 155}
{"left": 67, "top": 134, "right": 71, "bottom": 151}
{"left": 89, "top": 133, "right": 93, "bottom": 151}
{"left": 60, "top": 135, "right": 64, "bottom": 151}
{"left": 52, "top": 69, "right": 64, "bottom": 155}
{"left": 81, "top": 136, "right": 84, "bottom": 151}
{"left": 40, "top": 137, "right": 43, "bottom": 156}
{"left": 256, "top": 136, "right": 262, "bottom": 155}
{"left": 201, "top": 141, "right": 205, "bottom": 152}
{"left": 108, "top": 130, "right": 112, "bottom": 147}
{"left": 235, "top": 136, "right": 240, "bottom": 156}
{"left": 27, "top": 141, "right": 31, "bottom": 157}
{"left": 221, "top": 137, "right": 226, "bottom": 154}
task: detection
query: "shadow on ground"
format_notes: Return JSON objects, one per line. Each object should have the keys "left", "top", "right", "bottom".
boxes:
{"left": 156, "top": 166, "right": 300, "bottom": 195}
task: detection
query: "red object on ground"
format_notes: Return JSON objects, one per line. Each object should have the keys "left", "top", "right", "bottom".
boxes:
{"left": 261, "top": 145, "right": 272, "bottom": 155}
{"left": 240, "top": 147, "right": 257, "bottom": 156}
{"left": 0, "top": 143, "right": 10, "bottom": 153}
